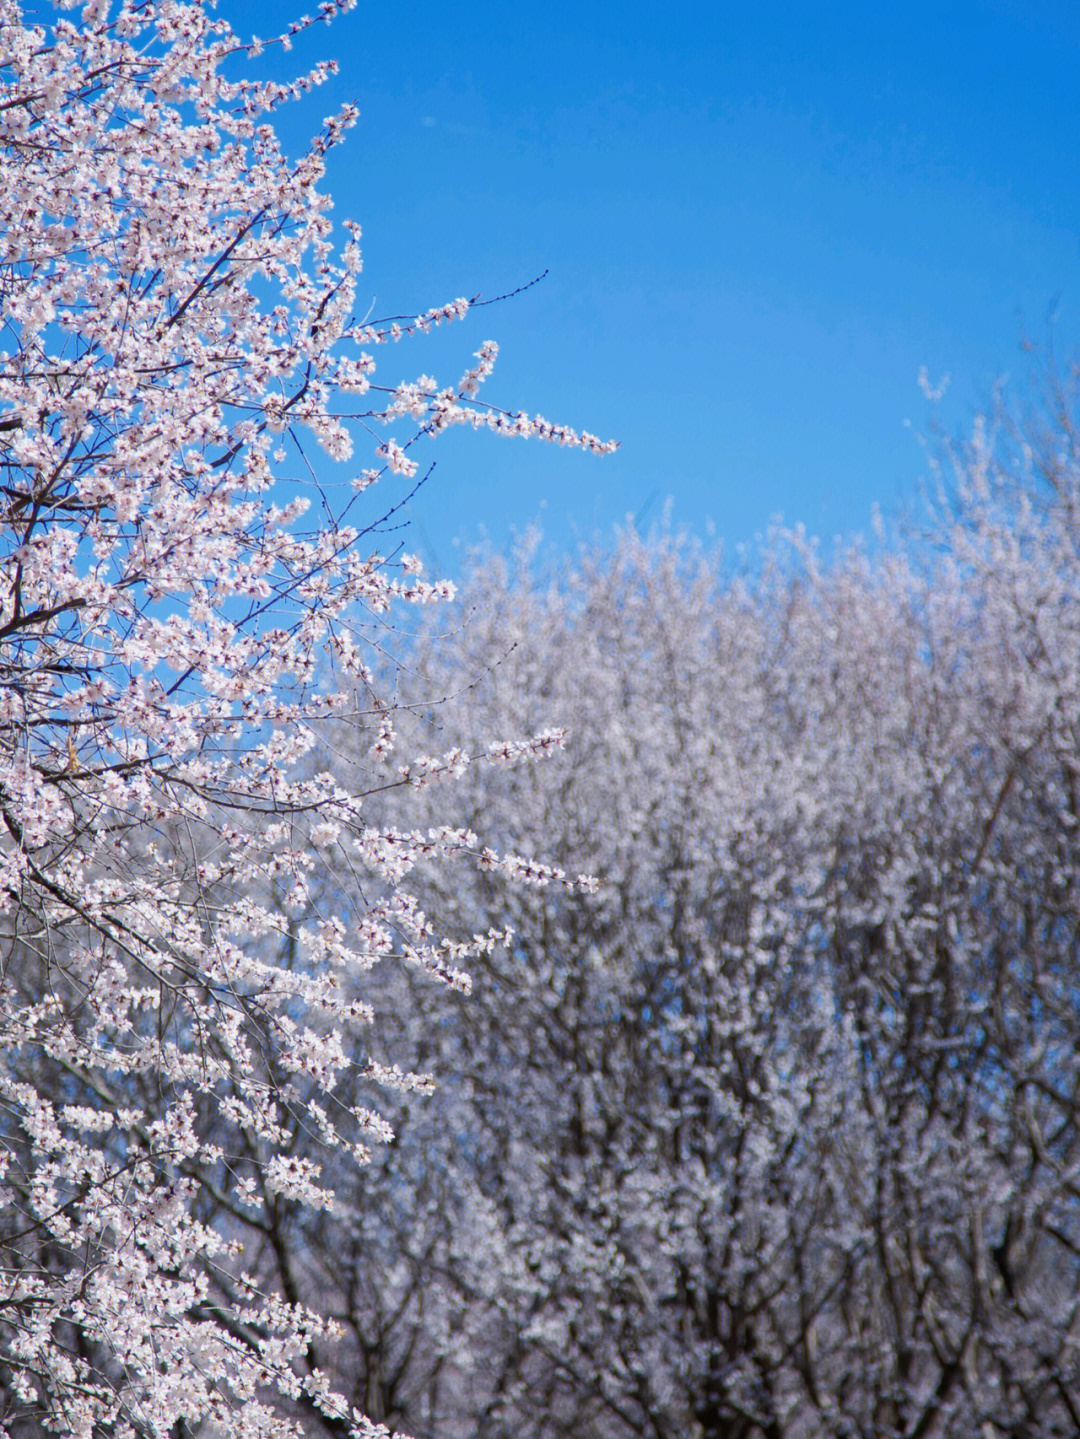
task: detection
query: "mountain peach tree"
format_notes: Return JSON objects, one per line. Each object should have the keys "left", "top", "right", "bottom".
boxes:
{"left": 329, "top": 408, "right": 1080, "bottom": 1439}
{"left": 0, "top": 3, "right": 611, "bottom": 1435}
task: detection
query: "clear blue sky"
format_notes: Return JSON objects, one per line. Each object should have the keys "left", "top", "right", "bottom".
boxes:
{"left": 233, "top": 0, "right": 1080, "bottom": 571}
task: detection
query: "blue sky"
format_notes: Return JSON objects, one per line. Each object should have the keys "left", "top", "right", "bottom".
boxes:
{"left": 234, "top": 0, "right": 1080, "bottom": 571}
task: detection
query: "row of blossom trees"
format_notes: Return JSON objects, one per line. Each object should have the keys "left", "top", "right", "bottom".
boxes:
{"left": 0, "top": 2, "right": 611, "bottom": 1435}
{"left": 282, "top": 399, "right": 1080, "bottom": 1437}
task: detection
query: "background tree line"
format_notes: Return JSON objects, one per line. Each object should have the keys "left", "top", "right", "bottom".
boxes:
{"left": 272, "top": 395, "right": 1080, "bottom": 1438}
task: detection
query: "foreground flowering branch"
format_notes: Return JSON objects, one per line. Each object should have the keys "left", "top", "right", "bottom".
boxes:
{"left": 0, "top": 3, "right": 611, "bottom": 1435}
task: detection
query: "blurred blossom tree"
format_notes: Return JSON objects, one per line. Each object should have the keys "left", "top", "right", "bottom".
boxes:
{"left": 308, "top": 392, "right": 1080, "bottom": 1437}
{"left": 0, "top": 2, "right": 611, "bottom": 1435}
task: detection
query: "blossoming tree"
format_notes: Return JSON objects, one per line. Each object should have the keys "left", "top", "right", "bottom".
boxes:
{"left": 318, "top": 410, "right": 1080, "bottom": 1438}
{"left": 0, "top": 3, "right": 610, "bottom": 1435}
